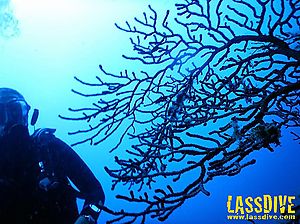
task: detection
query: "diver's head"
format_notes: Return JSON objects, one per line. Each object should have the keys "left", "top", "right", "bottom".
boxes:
{"left": 0, "top": 88, "right": 30, "bottom": 137}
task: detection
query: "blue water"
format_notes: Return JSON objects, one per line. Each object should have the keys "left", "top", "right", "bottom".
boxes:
{"left": 1, "top": 0, "right": 299, "bottom": 223}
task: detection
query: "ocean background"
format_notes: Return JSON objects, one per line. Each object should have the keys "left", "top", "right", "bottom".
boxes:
{"left": 0, "top": 0, "right": 299, "bottom": 223}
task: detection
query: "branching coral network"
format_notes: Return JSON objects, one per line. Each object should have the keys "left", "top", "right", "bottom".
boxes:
{"left": 60, "top": 0, "right": 300, "bottom": 223}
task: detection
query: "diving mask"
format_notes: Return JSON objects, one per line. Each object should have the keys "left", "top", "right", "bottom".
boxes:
{"left": 0, "top": 99, "right": 30, "bottom": 137}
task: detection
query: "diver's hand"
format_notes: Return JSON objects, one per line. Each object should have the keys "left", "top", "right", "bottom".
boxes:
{"left": 74, "top": 215, "right": 96, "bottom": 224}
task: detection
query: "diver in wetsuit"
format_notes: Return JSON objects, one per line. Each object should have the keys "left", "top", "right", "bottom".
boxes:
{"left": 0, "top": 88, "right": 105, "bottom": 224}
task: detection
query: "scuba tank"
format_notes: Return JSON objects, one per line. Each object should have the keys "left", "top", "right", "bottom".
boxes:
{"left": 31, "top": 128, "right": 60, "bottom": 192}
{"left": 30, "top": 108, "right": 60, "bottom": 191}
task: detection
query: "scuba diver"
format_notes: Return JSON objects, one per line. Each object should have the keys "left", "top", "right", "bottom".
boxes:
{"left": 0, "top": 88, "right": 105, "bottom": 224}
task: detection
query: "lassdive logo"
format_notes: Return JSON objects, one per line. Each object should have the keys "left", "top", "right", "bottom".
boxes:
{"left": 226, "top": 195, "right": 297, "bottom": 221}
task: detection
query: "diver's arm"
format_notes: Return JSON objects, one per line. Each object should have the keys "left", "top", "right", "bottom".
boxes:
{"left": 53, "top": 138, "right": 105, "bottom": 222}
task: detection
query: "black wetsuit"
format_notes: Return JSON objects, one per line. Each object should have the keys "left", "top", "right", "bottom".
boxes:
{"left": 0, "top": 126, "right": 105, "bottom": 224}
